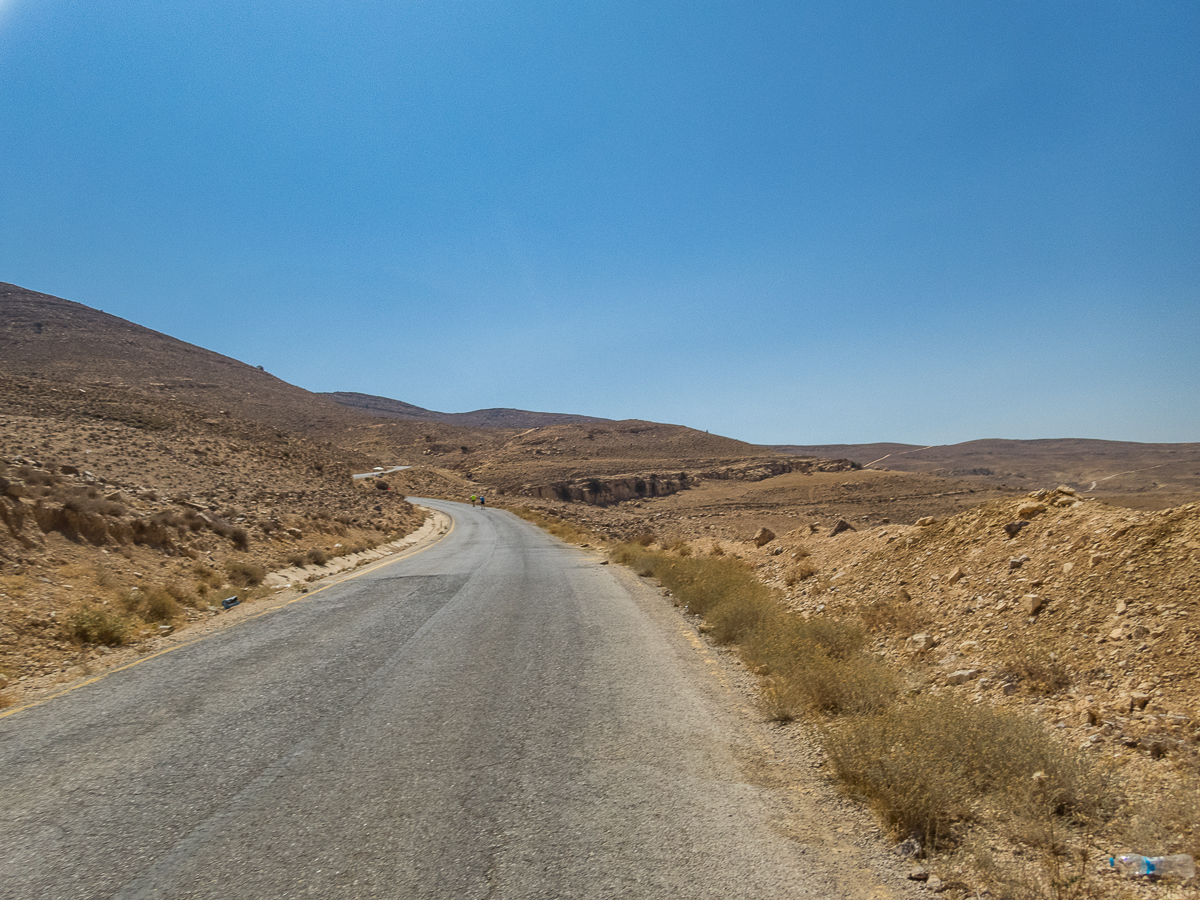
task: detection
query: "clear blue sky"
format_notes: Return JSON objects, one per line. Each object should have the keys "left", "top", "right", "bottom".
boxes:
{"left": 2, "top": 1, "right": 1197, "bottom": 445}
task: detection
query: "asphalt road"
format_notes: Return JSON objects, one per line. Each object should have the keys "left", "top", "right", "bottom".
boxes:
{"left": 0, "top": 500, "right": 864, "bottom": 899}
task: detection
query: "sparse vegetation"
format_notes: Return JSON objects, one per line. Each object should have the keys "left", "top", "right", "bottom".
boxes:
{"left": 822, "top": 695, "right": 1112, "bottom": 852}
{"left": 120, "top": 585, "right": 182, "bottom": 623}
{"left": 62, "top": 604, "right": 134, "bottom": 646}
{"left": 606, "top": 539, "right": 1115, "bottom": 890}
{"left": 859, "top": 594, "right": 929, "bottom": 636}
{"left": 506, "top": 505, "right": 601, "bottom": 545}
{"left": 998, "top": 645, "right": 1073, "bottom": 696}
{"left": 225, "top": 560, "right": 267, "bottom": 586}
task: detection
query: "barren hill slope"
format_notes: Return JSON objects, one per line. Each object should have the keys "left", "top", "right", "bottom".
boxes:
{"left": 0, "top": 282, "right": 362, "bottom": 437}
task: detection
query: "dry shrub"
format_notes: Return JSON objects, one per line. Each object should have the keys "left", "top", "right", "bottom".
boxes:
{"left": 750, "top": 614, "right": 896, "bottom": 719}
{"left": 121, "top": 585, "right": 182, "bottom": 623}
{"left": 860, "top": 596, "right": 930, "bottom": 636}
{"left": 761, "top": 653, "right": 897, "bottom": 721}
{"left": 633, "top": 531, "right": 656, "bottom": 547}
{"left": 998, "top": 645, "right": 1072, "bottom": 695}
{"left": 63, "top": 604, "right": 134, "bottom": 645}
{"left": 192, "top": 563, "right": 222, "bottom": 587}
{"left": 160, "top": 581, "right": 203, "bottom": 609}
{"left": 286, "top": 552, "right": 307, "bottom": 567}
{"left": 228, "top": 526, "right": 250, "bottom": 551}
{"left": 613, "top": 544, "right": 895, "bottom": 716}
{"left": 225, "top": 560, "right": 266, "bottom": 586}
{"left": 305, "top": 548, "right": 328, "bottom": 566}
{"left": 821, "top": 695, "right": 1111, "bottom": 851}
{"left": 784, "top": 561, "right": 818, "bottom": 586}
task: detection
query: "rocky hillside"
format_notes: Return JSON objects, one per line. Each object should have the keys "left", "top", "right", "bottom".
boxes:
{"left": 0, "top": 371, "right": 435, "bottom": 703}
{"left": 0, "top": 282, "right": 363, "bottom": 438}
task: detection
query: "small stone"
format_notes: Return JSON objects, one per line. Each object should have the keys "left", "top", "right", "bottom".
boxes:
{"left": 908, "top": 633, "right": 937, "bottom": 652}
{"left": 946, "top": 567, "right": 964, "bottom": 585}
{"left": 1004, "top": 521, "right": 1031, "bottom": 538}
{"left": 947, "top": 669, "right": 981, "bottom": 685}
{"left": 753, "top": 527, "right": 776, "bottom": 547}
{"left": 1128, "top": 692, "right": 1151, "bottom": 711}
{"left": 915, "top": 516, "right": 936, "bottom": 526}
{"left": 1025, "top": 594, "right": 1045, "bottom": 615}
{"left": 829, "top": 519, "right": 856, "bottom": 536}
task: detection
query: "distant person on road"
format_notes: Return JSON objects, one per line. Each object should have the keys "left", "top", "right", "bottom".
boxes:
{"left": 479, "top": 494, "right": 486, "bottom": 508}
{"left": 469, "top": 494, "right": 477, "bottom": 506}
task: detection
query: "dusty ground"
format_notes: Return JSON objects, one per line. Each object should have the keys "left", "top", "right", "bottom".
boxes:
{"left": 508, "top": 471, "right": 1200, "bottom": 897}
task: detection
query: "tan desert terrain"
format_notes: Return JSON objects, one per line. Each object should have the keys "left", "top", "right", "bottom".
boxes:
{"left": 4, "top": 282, "right": 1199, "bottom": 896}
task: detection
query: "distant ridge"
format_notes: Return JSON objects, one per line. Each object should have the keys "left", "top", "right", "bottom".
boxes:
{"left": 321, "top": 391, "right": 614, "bottom": 430}
{"left": 774, "top": 438, "right": 1200, "bottom": 501}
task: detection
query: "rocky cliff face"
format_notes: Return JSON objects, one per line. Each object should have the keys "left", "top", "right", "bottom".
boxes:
{"left": 522, "top": 458, "right": 861, "bottom": 506}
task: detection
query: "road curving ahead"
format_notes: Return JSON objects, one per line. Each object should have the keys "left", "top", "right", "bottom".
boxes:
{"left": 0, "top": 498, "right": 918, "bottom": 899}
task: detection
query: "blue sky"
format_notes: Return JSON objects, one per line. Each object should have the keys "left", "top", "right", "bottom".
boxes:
{"left": 2, "top": 1, "right": 1197, "bottom": 445}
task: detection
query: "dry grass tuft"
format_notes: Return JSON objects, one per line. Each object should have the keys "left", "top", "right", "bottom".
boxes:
{"left": 612, "top": 544, "right": 895, "bottom": 717}
{"left": 821, "top": 695, "right": 1112, "bottom": 852}
{"left": 506, "top": 506, "right": 602, "bottom": 545}
{"left": 120, "top": 585, "right": 184, "bottom": 623}
{"left": 62, "top": 604, "right": 135, "bottom": 645}
{"left": 997, "top": 645, "right": 1072, "bottom": 696}
{"left": 859, "top": 595, "right": 930, "bottom": 637}
{"left": 225, "top": 560, "right": 267, "bottom": 586}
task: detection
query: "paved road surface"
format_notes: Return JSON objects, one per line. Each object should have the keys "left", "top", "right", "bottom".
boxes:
{"left": 0, "top": 500, "right": 896, "bottom": 899}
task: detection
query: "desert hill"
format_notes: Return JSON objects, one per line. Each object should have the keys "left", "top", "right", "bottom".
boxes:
{"left": 0, "top": 282, "right": 365, "bottom": 438}
{"left": 776, "top": 438, "right": 1200, "bottom": 511}
{"left": 322, "top": 391, "right": 613, "bottom": 429}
